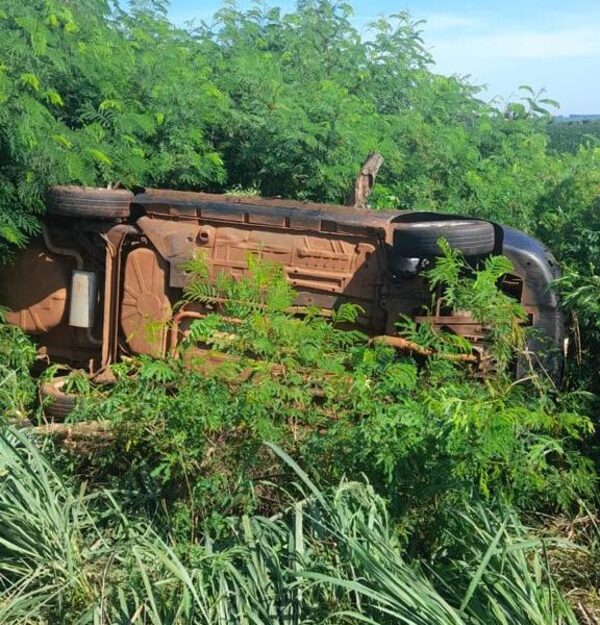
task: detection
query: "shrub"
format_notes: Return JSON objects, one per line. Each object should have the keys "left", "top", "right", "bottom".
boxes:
{"left": 60, "top": 253, "right": 595, "bottom": 536}
{"left": 0, "top": 320, "right": 36, "bottom": 419}
{"left": 0, "top": 430, "right": 581, "bottom": 625}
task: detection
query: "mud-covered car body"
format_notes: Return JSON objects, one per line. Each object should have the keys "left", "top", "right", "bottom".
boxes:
{"left": 0, "top": 187, "right": 564, "bottom": 377}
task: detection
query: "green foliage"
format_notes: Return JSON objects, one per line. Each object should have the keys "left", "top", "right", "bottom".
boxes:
{"left": 183, "top": 252, "right": 296, "bottom": 317}
{"left": 0, "top": 321, "right": 36, "bottom": 419}
{"left": 60, "top": 257, "right": 595, "bottom": 538}
{"left": 429, "top": 503, "right": 579, "bottom": 624}
{"left": 0, "top": 430, "right": 581, "bottom": 624}
{"left": 0, "top": 0, "right": 225, "bottom": 254}
{"left": 182, "top": 252, "right": 364, "bottom": 367}
{"left": 0, "top": 0, "right": 599, "bottom": 615}
{"left": 548, "top": 120, "right": 600, "bottom": 153}
{"left": 0, "top": 429, "right": 117, "bottom": 622}
{"left": 0, "top": 0, "right": 588, "bottom": 256}
{"left": 422, "top": 239, "right": 528, "bottom": 368}
{"left": 558, "top": 270, "right": 600, "bottom": 344}
{"left": 530, "top": 146, "right": 600, "bottom": 390}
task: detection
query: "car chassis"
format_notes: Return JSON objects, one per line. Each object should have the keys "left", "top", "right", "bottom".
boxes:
{"left": 1, "top": 187, "right": 564, "bottom": 380}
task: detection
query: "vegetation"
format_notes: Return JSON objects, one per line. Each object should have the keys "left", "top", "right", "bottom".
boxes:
{"left": 0, "top": 0, "right": 599, "bottom": 622}
{"left": 59, "top": 251, "right": 592, "bottom": 531}
{"left": 0, "top": 431, "right": 584, "bottom": 624}
{"left": 548, "top": 120, "right": 600, "bottom": 154}
{"left": 0, "top": 319, "right": 36, "bottom": 419}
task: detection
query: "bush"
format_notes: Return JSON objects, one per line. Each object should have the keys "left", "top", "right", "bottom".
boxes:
{"left": 548, "top": 121, "right": 600, "bottom": 154}
{"left": 0, "top": 0, "right": 598, "bottom": 615}
{"left": 0, "top": 430, "right": 581, "bottom": 625}
{"left": 60, "top": 253, "right": 595, "bottom": 537}
{"left": 0, "top": 321, "right": 36, "bottom": 419}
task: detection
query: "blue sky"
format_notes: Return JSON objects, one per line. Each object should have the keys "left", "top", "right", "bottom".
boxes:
{"left": 166, "top": 0, "right": 600, "bottom": 114}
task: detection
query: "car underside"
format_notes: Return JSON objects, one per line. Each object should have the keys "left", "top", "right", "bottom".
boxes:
{"left": 0, "top": 186, "right": 565, "bottom": 381}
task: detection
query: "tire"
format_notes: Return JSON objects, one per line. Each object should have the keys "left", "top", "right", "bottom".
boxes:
{"left": 46, "top": 186, "right": 133, "bottom": 220}
{"left": 40, "top": 377, "right": 77, "bottom": 420}
{"left": 394, "top": 219, "right": 495, "bottom": 257}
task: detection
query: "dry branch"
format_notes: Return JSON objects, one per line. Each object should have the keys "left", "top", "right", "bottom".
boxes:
{"left": 30, "top": 420, "right": 113, "bottom": 441}
{"left": 347, "top": 152, "right": 384, "bottom": 208}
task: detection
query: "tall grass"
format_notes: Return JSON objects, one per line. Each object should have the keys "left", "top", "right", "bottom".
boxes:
{"left": 0, "top": 430, "right": 579, "bottom": 624}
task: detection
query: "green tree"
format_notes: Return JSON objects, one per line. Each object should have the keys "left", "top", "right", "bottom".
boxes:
{"left": 0, "top": 0, "right": 226, "bottom": 253}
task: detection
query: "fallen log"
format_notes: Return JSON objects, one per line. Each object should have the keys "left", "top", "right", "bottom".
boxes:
{"left": 29, "top": 420, "right": 114, "bottom": 441}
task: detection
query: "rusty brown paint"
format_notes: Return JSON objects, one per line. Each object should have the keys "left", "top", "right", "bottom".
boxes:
{"left": 1, "top": 241, "right": 71, "bottom": 335}
{"left": 0, "top": 187, "right": 554, "bottom": 376}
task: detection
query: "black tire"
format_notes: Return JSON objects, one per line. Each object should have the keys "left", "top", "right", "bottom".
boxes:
{"left": 40, "top": 377, "right": 77, "bottom": 420}
{"left": 394, "top": 220, "right": 495, "bottom": 257}
{"left": 46, "top": 186, "right": 133, "bottom": 220}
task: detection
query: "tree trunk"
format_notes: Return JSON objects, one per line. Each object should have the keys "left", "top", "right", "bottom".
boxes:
{"left": 346, "top": 152, "right": 384, "bottom": 208}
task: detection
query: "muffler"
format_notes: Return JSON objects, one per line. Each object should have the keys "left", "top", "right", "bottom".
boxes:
{"left": 69, "top": 271, "right": 98, "bottom": 328}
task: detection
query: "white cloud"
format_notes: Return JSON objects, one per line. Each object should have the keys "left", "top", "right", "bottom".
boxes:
{"left": 411, "top": 10, "right": 600, "bottom": 113}
{"left": 431, "top": 25, "right": 600, "bottom": 61}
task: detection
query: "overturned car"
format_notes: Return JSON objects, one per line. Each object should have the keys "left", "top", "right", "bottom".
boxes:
{"left": 1, "top": 186, "right": 564, "bottom": 388}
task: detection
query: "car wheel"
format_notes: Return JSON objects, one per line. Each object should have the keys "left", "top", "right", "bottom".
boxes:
{"left": 394, "top": 219, "right": 495, "bottom": 257}
{"left": 46, "top": 186, "right": 133, "bottom": 220}
{"left": 40, "top": 377, "right": 77, "bottom": 420}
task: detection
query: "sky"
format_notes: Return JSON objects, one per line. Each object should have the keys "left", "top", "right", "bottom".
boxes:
{"left": 165, "top": 0, "right": 600, "bottom": 115}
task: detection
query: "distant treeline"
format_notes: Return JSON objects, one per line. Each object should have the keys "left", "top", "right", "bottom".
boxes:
{"left": 548, "top": 119, "right": 600, "bottom": 153}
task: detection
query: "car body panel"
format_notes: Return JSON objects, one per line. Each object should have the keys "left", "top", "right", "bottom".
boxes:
{"left": 0, "top": 189, "right": 565, "bottom": 379}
